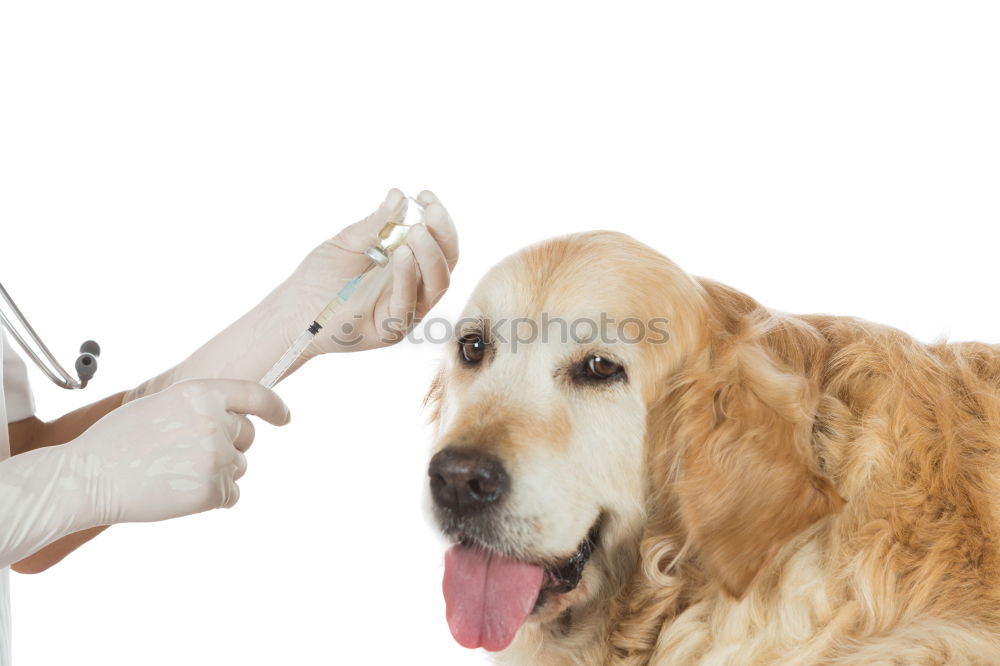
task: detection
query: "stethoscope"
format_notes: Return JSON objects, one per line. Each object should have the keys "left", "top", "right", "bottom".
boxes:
{"left": 0, "top": 281, "right": 100, "bottom": 389}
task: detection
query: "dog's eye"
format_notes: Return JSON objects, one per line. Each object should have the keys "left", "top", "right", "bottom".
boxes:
{"left": 585, "top": 355, "right": 624, "bottom": 380}
{"left": 459, "top": 334, "right": 486, "bottom": 364}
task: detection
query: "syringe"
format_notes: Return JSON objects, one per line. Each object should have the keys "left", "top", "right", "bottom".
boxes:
{"left": 259, "top": 197, "right": 424, "bottom": 388}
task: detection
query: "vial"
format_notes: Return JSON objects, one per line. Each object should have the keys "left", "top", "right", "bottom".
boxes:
{"left": 365, "top": 196, "right": 425, "bottom": 267}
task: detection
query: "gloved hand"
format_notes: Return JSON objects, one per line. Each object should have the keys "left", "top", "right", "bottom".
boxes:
{"left": 126, "top": 189, "right": 458, "bottom": 402}
{"left": 0, "top": 378, "right": 289, "bottom": 568}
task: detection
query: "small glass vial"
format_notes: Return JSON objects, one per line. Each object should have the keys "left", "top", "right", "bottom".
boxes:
{"left": 365, "top": 196, "right": 425, "bottom": 267}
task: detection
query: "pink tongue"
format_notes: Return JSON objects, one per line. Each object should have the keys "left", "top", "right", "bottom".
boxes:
{"left": 442, "top": 545, "right": 545, "bottom": 652}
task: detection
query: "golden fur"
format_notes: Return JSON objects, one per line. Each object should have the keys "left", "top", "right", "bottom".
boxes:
{"left": 427, "top": 231, "right": 1000, "bottom": 665}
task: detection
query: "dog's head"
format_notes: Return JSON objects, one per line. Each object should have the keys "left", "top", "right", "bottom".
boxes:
{"left": 425, "top": 232, "right": 843, "bottom": 653}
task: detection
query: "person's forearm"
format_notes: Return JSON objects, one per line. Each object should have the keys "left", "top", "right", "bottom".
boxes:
{"left": 8, "top": 391, "right": 127, "bottom": 455}
{"left": 123, "top": 289, "right": 293, "bottom": 403}
{"left": 11, "top": 526, "right": 109, "bottom": 574}
{"left": 6, "top": 391, "right": 125, "bottom": 573}
{"left": 0, "top": 444, "right": 106, "bottom": 568}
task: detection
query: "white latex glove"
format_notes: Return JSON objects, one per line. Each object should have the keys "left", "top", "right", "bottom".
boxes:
{"left": 0, "top": 378, "right": 289, "bottom": 568}
{"left": 126, "top": 189, "right": 458, "bottom": 402}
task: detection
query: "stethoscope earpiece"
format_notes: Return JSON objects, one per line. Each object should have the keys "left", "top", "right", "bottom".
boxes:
{"left": 75, "top": 340, "right": 101, "bottom": 387}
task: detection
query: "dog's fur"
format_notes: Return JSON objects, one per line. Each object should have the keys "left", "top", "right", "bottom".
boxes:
{"left": 426, "top": 231, "right": 1000, "bottom": 665}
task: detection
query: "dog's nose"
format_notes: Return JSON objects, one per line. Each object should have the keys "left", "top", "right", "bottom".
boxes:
{"left": 429, "top": 447, "right": 509, "bottom": 514}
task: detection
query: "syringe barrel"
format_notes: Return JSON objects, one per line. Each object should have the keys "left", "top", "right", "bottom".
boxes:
{"left": 260, "top": 328, "right": 314, "bottom": 388}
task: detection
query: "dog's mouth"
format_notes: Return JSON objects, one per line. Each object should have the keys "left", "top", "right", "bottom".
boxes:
{"left": 534, "top": 522, "right": 600, "bottom": 609}
{"left": 442, "top": 521, "right": 601, "bottom": 652}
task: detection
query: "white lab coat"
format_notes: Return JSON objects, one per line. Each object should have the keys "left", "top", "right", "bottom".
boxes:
{"left": 0, "top": 330, "right": 37, "bottom": 666}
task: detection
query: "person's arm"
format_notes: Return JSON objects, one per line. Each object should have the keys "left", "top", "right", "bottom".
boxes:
{"left": 1, "top": 379, "right": 289, "bottom": 574}
{"left": 125, "top": 190, "right": 457, "bottom": 401}
{"left": 6, "top": 391, "right": 126, "bottom": 574}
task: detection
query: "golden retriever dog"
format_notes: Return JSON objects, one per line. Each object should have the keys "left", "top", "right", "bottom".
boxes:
{"left": 424, "top": 231, "right": 1000, "bottom": 665}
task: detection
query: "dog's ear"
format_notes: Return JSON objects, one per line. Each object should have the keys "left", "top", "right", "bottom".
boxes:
{"left": 674, "top": 341, "right": 844, "bottom": 598}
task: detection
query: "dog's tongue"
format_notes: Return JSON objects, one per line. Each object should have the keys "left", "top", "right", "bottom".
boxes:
{"left": 443, "top": 544, "right": 544, "bottom": 652}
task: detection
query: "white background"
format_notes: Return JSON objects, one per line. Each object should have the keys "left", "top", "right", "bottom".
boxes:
{"left": 1, "top": 1, "right": 998, "bottom": 664}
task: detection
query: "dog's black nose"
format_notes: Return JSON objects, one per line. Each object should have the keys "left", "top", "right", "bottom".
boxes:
{"left": 429, "top": 447, "right": 509, "bottom": 514}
